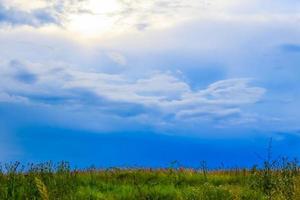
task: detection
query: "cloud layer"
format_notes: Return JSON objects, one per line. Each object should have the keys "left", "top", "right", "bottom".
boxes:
{"left": 0, "top": 0, "right": 299, "bottom": 135}
{"left": 0, "top": 57, "right": 265, "bottom": 127}
{"left": 0, "top": 1, "right": 61, "bottom": 27}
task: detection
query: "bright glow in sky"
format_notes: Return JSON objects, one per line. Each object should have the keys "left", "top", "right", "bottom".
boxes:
{"left": 67, "top": 0, "right": 121, "bottom": 37}
{"left": 68, "top": 14, "right": 114, "bottom": 37}
{"left": 0, "top": 0, "right": 300, "bottom": 166}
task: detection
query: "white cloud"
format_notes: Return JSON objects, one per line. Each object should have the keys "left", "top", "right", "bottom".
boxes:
{"left": 163, "top": 78, "right": 265, "bottom": 121}
{"left": 0, "top": 92, "right": 29, "bottom": 103}
{"left": 0, "top": 57, "right": 265, "bottom": 125}
{"left": 1, "top": 0, "right": 297, "bottom": 131}
{"left": 0, "top": 0, "right": 298, "bottom": 41}
{"left": 176, "top": 107, "right": 241, "bottom": 119}
{"left": 202, "top": 78, "right": 265, "bottom": 104}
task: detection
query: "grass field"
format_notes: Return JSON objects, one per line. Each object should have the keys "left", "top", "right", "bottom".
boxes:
{"left": 0, "top": 158, "right": 299, "bottom": 200}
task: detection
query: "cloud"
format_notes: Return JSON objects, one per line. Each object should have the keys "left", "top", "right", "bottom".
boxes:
{"left": 63, "top": 71, "right": 191, "bottom": 106}
{"left": 105, "top": 0, "right": 202, "bottom": 31}
{"left": 0, "top": 3, "right": 60, "bottom": 27}
{"left": 1, "top": 0, "right": 299, "bottom": 33}
{"left": 9, "top": 60, "right": 38, "bottom": 84}
{"left": 0, "top": 0, "right": 298, "bottom": 133}
{"left": 203, "top": 78, "right": 265, "bottom": 104}
{"left": 167, "top": 78, "right": 266, "bottom": 122}
{"left": 0, "top": 57, "right": 266, "bottom": 125}
{"left": 176, "top": 107, "right": 241, "bottom": 119}
{"left": 0, "top": 92, "right": 28, "bottom": 103}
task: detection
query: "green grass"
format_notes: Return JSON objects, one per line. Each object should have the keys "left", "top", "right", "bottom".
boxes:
{"left": 0, "top": 160, "right": 299, "bottom": 200}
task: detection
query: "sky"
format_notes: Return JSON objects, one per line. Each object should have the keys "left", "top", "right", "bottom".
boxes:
{"left": 0, "top": 0, "right": 299, "bottom": 168}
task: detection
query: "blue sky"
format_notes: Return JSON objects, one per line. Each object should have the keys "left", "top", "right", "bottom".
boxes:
{"left": 0, "top": 0, "right": 299, "bottom": 168}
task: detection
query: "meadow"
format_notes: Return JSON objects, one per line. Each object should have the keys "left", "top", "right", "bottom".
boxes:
{"left": 0, "top": 158, "right": 299, "bottom": 200}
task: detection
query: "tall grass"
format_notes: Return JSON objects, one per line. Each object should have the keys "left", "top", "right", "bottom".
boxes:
{"left": 0, "top": 158, "right": 298, "bottom": 200}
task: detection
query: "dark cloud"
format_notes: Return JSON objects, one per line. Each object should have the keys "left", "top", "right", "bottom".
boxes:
{"left": 9, "top": 60, "right": 38, "bottom": 84}
{"left": 0, "top": 3, "right": 59, "bottom": 27}
{"left": 65, "top": 89, "right": 149, "bottom": 117}
{"left": 13, "top": 87, "right": 148, "bottom": 118}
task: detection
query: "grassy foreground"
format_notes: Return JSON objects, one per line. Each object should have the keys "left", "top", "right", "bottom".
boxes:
{"left": 0, "top": 159, "right": 299, "bottom": 200}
